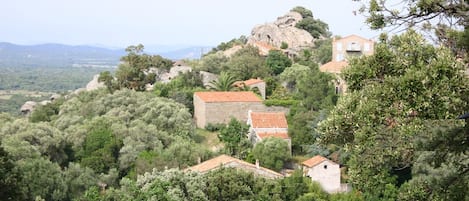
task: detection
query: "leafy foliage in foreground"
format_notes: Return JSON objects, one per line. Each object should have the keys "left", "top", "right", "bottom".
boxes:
{"left": 0, "top": 89, "right": 213, "bottom": 200}
{"left": 79, "top": 168, "right": 362, "bottom": 201}
{"left": 319, "top": 30, "right": 469, "bottom": 200}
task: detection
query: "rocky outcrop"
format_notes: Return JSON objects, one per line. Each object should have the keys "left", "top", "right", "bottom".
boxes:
{"left": 71, "top": 74, "right": 105, "bottom": 94}
{"left": 85, "top": 74, "right": 105, "bottom": 91}
{"left": 200, "top": 71, "right": 218, "bottom": 87}
{"left": 20, "top": 101, "right": 37, "bottom": 114}
{"left": 247, "top": 11, "right": 314, "bottom": 52}
{"left": 159, "top": 66, "right": 193, "bottom": 83}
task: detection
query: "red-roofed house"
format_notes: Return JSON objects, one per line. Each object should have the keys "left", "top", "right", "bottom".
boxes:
{"left": 247, "top": 111, "right": 291, "bottom": 151}
{"left": 186, "top": 154, "right": 283, "bottom": 179}
{"left": 302, "top": 155, "right": 342, "bottom": 193}
{"left": 193, "top": 91, "right": 265, "bottom": 128}
{"left": 234, "top": 78, "right": 266, "bottom": 99}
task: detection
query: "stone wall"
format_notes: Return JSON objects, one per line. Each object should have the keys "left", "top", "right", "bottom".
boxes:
{"left": 194, "top": 95, "right": 290, "bottom": 128}
{"left": 204, "top": 102, "right": 266, "bottom": 127}
{"left": 193, "top": 95, "right": 207, "bottom": 128}
{"left": 249, "top": 82, "right": 266, "bottom": 100}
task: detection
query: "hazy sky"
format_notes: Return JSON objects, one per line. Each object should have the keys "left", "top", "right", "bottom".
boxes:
{"left": 1, "top": 0, "right": 381, "bottom": 47}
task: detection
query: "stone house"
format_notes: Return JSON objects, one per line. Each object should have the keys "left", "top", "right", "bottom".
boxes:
{"left": 247, "top": 111, "right": 291, "bottom": 152}
{"left": 193, "top": 91, "right": 265, "bottom": 128}
{"left": 186, "top": 154, "right": 283, "bottom": 179}
{"left": 234, "top": 78, "right": 266, "bottom": 99}
{"left": 332, "top": 34, "right": 374, "bottom": 62}
{"left": 302, "top": 155, "right": 346, "bottom": 193}
{"left": 320, "top": 35, "right": 375, "bottom": 94}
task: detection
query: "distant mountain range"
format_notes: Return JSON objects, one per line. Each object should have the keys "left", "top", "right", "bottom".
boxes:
{"left": 0, "top": 42, "right": 212, "bottom": 68}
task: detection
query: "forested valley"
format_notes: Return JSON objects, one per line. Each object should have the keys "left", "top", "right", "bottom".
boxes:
{"left": 1, "top": 2, "right": 469, "bottom": 201}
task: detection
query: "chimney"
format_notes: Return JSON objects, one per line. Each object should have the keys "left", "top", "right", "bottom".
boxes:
{"left": 197, "top": 157, "right": 201, "bottom": 164}
{"left": 255, "top": 159, "right": 260, "bottom": 169}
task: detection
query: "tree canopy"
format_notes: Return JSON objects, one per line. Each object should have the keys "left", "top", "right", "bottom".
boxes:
{"left": 354, "top": 0, "right": 469, "bottom": 59}
{"left": 319, "top": 30, "right": 469, "bottom": 200}
{"left": 104, "top": 44, "right": 173, "bottom": 91}
{"left": 291, "top": 6, "right": 331, "bottom": 38}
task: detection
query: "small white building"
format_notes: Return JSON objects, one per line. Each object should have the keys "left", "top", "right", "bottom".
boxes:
{"left": 302, "top": 155, "right": 343, "bottom": 193}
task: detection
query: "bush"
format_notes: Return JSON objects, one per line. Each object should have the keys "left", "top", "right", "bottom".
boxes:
{"left": 263, "top": 99, "right": 298, "bottom": 107}
{"left": 205, "top": 123, "right": 226, "bottom": 132}
{"left": 280, "top": 42, "right": 289, "bottom": 49}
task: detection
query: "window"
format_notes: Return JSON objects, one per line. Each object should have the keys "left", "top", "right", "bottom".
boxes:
{"left": 336, "top": 43, "right": 342, "bottom": 51}
{"left": 347, "top": 42, "right": 361, "bottom": 51}
{"left": 324, "top": 165, "right": 328, "bottom": 169}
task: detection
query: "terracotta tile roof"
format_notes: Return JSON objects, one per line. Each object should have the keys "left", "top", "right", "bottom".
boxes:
{"left": 250, "top": 112, "right": 288, "bottom": 128}
{"left": 257, "top": 132, "right": 290, "bottom": 140}
{"left": 243, "top": 78, "right": 264, "bottom": 86}
{"left": 194, "top": 91, "right": 262, "bottom": 103}
{"left": 186, "top": 154, "right": 283, "bottom": 178}
{"left": 302, "top": 155, "right": 336, "bottom": 168}
{"left": 319, "top": 61, "right": 348, "bottom": 74}
{"left": 187, "top": 155, "right": 235, "bottom": 173}
{"left": 233, "top": 78, "right": 265, "bottom": 88}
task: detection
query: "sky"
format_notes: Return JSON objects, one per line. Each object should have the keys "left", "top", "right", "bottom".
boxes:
{"left": 0, "top": 0, "right": 382, "bottom": 48}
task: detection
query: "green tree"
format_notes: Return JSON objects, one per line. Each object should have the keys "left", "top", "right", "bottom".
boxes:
{"left": 0, "top": 119, "right": 68, "bottom": 165}
{"left": 208, "top": 71, "right": 238, "bottom": 91}
{"left": 98, "top": 71, "right": 116, "bottom": 93}
{"left": 251, "top": 137, "right": 290, "bottom": 171}
{"left": 154, "top": 70, "right": 205, "bottom": 114}
{"left": 63, "top": 163, "right": 98, "bottom": 200}
{"left": 291, "top": 6, "right": 313, "bottom": 18}
{"left": 279, "top": 63, "right": 337, "bottom": 153}
{"left": 292, "top": 6, "right": 331, "bottom": 38}
{"left": 319, "top": 30, "right": 469, "bottom": 200}
{"left": 218, "top": 118, "right": 250, "bottom": 157}
{"left": 100, "top": 169, "right": 209, "bottom": 201}
{"left": 0, "top": 144, "right": 22, "bottom": 200}
{"left": 206, "top": 35, "right": 248, "bottom": 54}
{"left": 279, "top": 63, "right": 337, "bottom": 111}
{"left": 226, "top": 46, "right": 269, "bottom": 80}
{"left": 163, "top": 138, "right": 212, "bottom": 169}
{"left": 279, "top": 170, "right": 318, "bottom": 201}
{"left": 355, "top": 0, "right": 469, "bottom": 29}
{"left": 204, "top": 168, "right": 256, "bottom": 201}
{"left": 0, "top": 112, "right": 14, "bottom": 128}
{"left": 78, "top": 117, "right": 122, "bottom": 174}
{"left": 29, "top": 97, "right": 64, "bottom": 123}
{"left": 265, "top": 50, "right": 292, "bottom": 75}
{"left": 16, "top": 158, "right": 67, "bottom": 201}
{"left": 115, "top": 44, "right": 172, "bottom": 91}
{"left": 312, "top": 38, "right": 333, "bottom": 64}
{"left": 355, "top": 0, "right": 469, "bottom": 59}
{"left": 197, "top": 52, "right": 229, "bottom": 74}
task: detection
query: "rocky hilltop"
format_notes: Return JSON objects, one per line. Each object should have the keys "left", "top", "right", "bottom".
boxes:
{"left": 247, "top": 11, "right": 315, "bottom": 52}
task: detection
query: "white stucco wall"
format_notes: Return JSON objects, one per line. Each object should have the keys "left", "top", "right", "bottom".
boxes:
{"left": 305, "top": 160, "right": 341, "bottom": 193}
